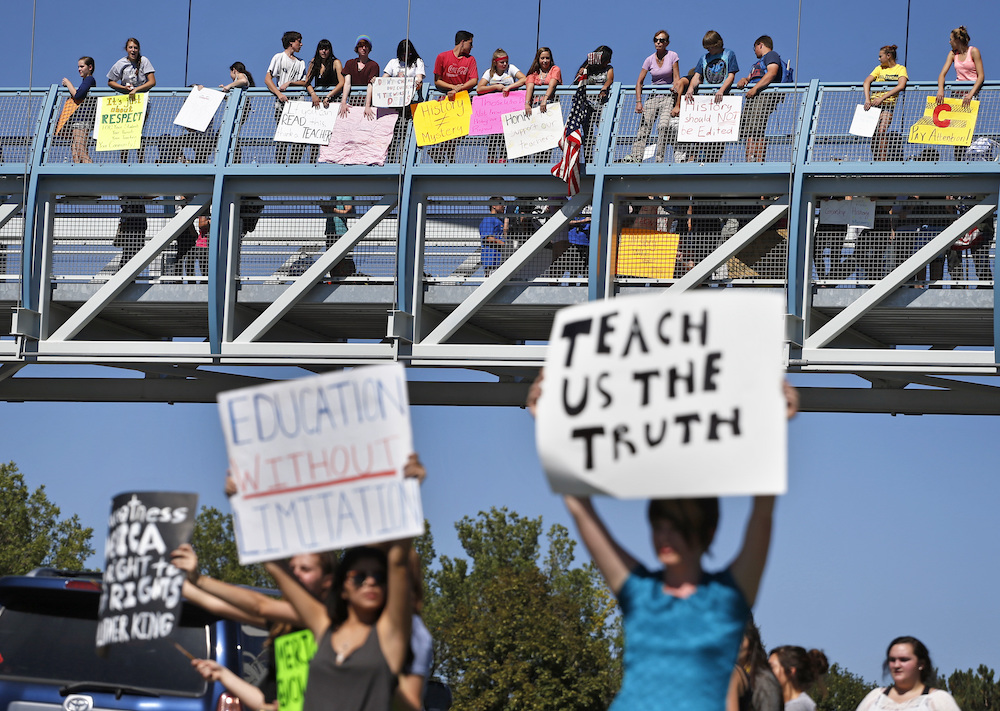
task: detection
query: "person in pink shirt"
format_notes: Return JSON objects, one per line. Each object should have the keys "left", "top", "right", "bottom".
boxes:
{"left": 936, "top": 25, "right": 985, "bottom": 108}
{"left": 524, "top": 46, "right": 562, "bottom": 116}
{"left": 627, "top": 30, "right": 681, "bottom": 163}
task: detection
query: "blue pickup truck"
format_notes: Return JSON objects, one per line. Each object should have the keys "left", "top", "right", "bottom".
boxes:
{"left": 0, "top": 569, "right": 268, "bottom": 711}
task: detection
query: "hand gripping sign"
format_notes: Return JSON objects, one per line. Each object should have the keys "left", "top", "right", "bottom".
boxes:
{"left": 535, "top": 291, "right": 787, "bottom": 498}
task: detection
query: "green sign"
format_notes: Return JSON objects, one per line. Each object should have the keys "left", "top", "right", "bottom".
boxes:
{"left": 275, "top": 629, "right": 317, "bottom": 711}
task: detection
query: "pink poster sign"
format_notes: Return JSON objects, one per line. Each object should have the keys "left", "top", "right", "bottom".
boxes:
{"left": 470, "top": 91, "right": 527, "bottom": 136}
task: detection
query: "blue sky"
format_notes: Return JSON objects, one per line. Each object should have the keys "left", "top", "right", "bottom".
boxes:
{"left": 5, "top": 0, "right": 1000, "bottom": 688}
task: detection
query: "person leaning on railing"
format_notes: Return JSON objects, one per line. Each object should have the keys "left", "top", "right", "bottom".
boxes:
{"left": 736, "top": 36, "right": 783, "bottom": 163}
{"left": 862, "top": 45, "right": 907, "bottom": 162}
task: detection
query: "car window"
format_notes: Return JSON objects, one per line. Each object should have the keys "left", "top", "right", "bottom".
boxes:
{"left": 0, "top": 605, "right": 210, "bottom": 696}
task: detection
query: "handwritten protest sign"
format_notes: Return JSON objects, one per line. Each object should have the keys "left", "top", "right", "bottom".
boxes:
{"left": 173, "top": 86, "right": 226, "bottom": 132}
{"left": 319, "top": 108, "right": 398, "bottom": 165}
{"left": 535, "top": 291, "right": 786, "bottom": 498}
{"left": 678, "top": 95, "right": 743, "bottom": 142}
{"left": 849, "top": 104, "right": 880, "bottom": 138}
{"left": 616, "top": 228, "right": 680, "bottom": 279}
{"left": 908, "top": 97, "right": 980, "bottom": 147}
{"left": 95, "top": 93, "right": 149, "bottom": 151}
{"left": 819, "top": 198, "right": 876, "bottom": 229}
{"left": 218, "top": 363, "right": 423, "bottom": 564}
{"left": 276, "top": 629, "right": 317, "bottom": 711}
{"left": 96, "top": 491, "right": 197, "bottom": 649}
{"left": 274, "top": 101, "right": 337, "bottom": 145}
{"left": 470, "top": 91, "right": 527, "bottom": 135}
{"left": 371, "top": 77, "right": 419, "bottom": 108}
{"left": 501, "top": 103, "right": 564, "bottom": 159}
{"left": 413, "top": 91, "right": 471, "bottom": 146}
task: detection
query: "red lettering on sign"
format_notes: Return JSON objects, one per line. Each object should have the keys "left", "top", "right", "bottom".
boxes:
{"left": 933, "top": 103, "right": 952, "bottom": 128}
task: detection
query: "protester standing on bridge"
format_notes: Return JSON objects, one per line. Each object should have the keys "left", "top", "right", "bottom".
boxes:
{"left": 854, "top": 637, "right": 960, "bottom": 711}
{"left": 339, "top": 35, "right": 380, "bottom": 118}
{"left": 768, "top": 646, "right": 828, "bottom": 711}
{"left": 686, "top": 30, "right": 739, "bottom": 162}
{"left": 936, "top": 26, "right": 984, "bottom": 162}
{"left": 524, "top": 47, "right": 562, "bottom": 117}
{"left": 61, "top": 56, "right": 96, "bottom": 164}
{"left": 863, "top": 45, "right": 907, "bottom": 162}
{"left": 527, "top": 374, "right": 797, "bottom": 711}
{"left": 626, "top": 30, "right": 680, "bottom": 164}
{"left": 107, "top": 38, "right": 156, "bottom": 163}
{"left": 737, "top": 36, "right": 784, "bottom": 163}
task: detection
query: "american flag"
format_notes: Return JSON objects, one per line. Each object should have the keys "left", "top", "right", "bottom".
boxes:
{"left": 551, "top": 84, "right": 594, "bottom": 197}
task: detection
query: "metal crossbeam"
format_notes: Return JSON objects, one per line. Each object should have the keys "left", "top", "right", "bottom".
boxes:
{"left": 804, "top": 200, "right": 997, "bottom": 349}
{"left": 422, "top": 193, "right": 590, "bottom": 345}
{"left": 234, "top": 196, "right": 398, "bottom": 343}
{"left": 48, "top": 196, "right": 211, "bottom": 341}
{"left": 668, "top": 203, "right": 788, "bottom": 291}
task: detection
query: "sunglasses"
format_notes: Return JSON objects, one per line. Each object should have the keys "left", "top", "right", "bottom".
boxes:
{"left": 347, "top": 569, "right": 387, "bottom": 587}
{"left": 654, "top": 37, "right": 668, "bottom": 44}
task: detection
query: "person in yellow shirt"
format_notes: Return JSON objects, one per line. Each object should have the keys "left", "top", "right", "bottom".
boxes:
{"left": 862, "top": 45, "right": 908, "bottom": 161}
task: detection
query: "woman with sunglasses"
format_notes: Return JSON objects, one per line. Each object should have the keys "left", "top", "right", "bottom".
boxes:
{"left": 626, "top": 30, "right": 681, "bottom": 163}
{"left": 265, "top": 454, "right": 425, "bottom": 711}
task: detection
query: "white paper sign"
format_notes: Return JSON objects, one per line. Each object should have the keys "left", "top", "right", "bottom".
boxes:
{"left": 678, "top": 95, "right": 743, "bottom": 143}
{"left": 849, "top": 104, "right": 881, "bottom": 138}
{"left": 535, "top": 291, "right": 787, "bottom": 498}
{"left": 371, "top": 77, "right": 419, "bottom": 108}
{"left": 173, "top": 87, "right": 226, "bottom": 132}
{"left": 819, "top": 198, "right": 876, "bottom": 229}
{"left": 501, "top": 103, "right": 564, "bottom": 159}
{"left": 274, "top": 101, "right": 338, "bottom": 144}
{"left": 218, "top": 363, "right": 423, "bottom": 564}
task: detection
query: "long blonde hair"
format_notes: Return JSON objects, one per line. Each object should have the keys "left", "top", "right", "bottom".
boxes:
{"left": 488, "top": 48, "right": 509, "bottom": 80}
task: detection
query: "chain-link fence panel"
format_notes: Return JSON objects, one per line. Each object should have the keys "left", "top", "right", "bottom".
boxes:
{"left": 422, "top": 195, "right": 588, "bottom": 284}
{"left": 614, "top": 196, "right": 788, "bottom": 285}
{"left": 235, "top": 195, "right": 397, "bottom": 282}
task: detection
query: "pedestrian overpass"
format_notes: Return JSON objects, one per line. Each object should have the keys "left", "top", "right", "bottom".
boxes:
{"left": 1, "top": 80, "right": 998, "bottom": 414}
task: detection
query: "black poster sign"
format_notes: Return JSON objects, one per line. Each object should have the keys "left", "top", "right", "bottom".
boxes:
{"left": 96, "top": 491, "right": 198, "bottom": 649}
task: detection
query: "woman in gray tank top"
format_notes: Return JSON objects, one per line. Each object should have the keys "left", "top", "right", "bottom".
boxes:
{"left": 264, "top": 454, "right": 425, "bottom": 711}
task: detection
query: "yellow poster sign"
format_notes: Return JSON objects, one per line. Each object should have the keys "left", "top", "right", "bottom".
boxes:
{"left": 908, "top": 97, "right": 979, "bottom": 147}
{"left": 413, "top": 91, "right": 471, "bottom": 146}
{"left": 275, "top": 629, "right": 317, "bottom": 711}
{"left": 616, "top": 229, "right": 680, "bottom": 279}
{"left": 95, "top": 93, "right": 149, "bottom": 151}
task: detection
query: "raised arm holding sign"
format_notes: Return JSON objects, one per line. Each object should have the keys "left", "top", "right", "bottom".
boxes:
{"left": 528, "top": 290, "right": 796, "bottom": 711}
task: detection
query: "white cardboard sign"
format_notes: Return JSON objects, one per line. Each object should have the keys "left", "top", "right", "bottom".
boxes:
{"left": 678, "top": 95, "right": 743, "bottom": 143}
{"left": 535, "top": 291, "right": 787, "bottom": 498}
{"left": 218, "top": 363, "right": 423, "bottom": 564}
{"left": 371, "top": 77, "right": 419, "bottom": 108}
{"left": 501, "top": 103, "right": 564, "bottom": 159}
{"left": 819, "top": 198, "right": 876, "bottom": 229}
{"left": 273, "top": 101, "right": 338, "bottom": 144}
{"left": 173, "top": 87, "right": 226, "bottom": 132}
{"left": 849, "top": 104, "right": 880, "bottom": 138}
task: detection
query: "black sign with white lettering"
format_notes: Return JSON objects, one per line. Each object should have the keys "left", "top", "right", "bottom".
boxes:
{"left": 97, "top": 491, "right": 197, "bottom": 650}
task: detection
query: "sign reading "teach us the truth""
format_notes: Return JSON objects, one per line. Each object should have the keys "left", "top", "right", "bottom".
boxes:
{"left": 535, "top": 291, "right": 787, "bottom": 498}
{"left": 218, "top": 363, "right": 423, "bottom": 564}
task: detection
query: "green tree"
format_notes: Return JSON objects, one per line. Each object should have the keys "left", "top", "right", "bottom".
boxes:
{"left": 421, "top": 507, "right": 621, "bottom": 711}
{"left": 190, "top": 506, "right": 270, "bottom": 587}
{"left": 814, "top": 663, "right": 876, "bottom": 711}
{"left": 0, "top": 462, "right": 94, "bottom": 574}
{"left": 946, "top": 665, "right": 1000, "bottom": 711}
